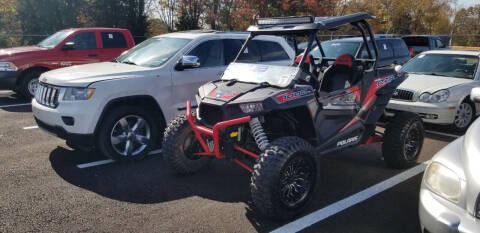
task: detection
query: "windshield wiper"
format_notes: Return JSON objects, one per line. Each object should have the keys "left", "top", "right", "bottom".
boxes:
{"left": 121, "top": 61, "right": 137, "bottom": 66}
{"left": 425, "top": 72, "right": 450, "bottom": 77}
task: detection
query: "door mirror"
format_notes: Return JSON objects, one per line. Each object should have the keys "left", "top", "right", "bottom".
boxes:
{"left": 61, "top": 41, "right": 75, "bottom": 51}
{"left": 394, "top": 65, "right": 402, "bottom": 73}
{"left": 176, "top": 55, "right": 200, "bottom": 71}
{"left": 471, "top": 87, "right": 480, "bottom": 103}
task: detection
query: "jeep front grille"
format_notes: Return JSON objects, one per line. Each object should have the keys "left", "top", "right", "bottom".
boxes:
{"left": 35, "top": 83, "right": 60, "bottom": 108}
{"left": 391, "top": 89, "right": 414, "bottom": 101}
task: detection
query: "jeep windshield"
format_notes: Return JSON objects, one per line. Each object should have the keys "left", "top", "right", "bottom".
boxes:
{"left": 37, "top": 30, "right": 74, "bottom": 48}
{"left": 115, "top": 37, "right": 191, "bottom": 68}
{"left": 222, "top": 63, "right": 299, "bottom": 87}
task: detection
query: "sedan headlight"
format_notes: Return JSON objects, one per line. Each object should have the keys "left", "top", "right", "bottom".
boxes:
{"left": 424, "top": 162, "right": 462, "bottom": 203}
{"left": 476, "top": 195, "right": 480, "bottom": 219}
{"left": 418, "top": 90, "right": 450, "bottom": 103}
{"left": 0, "top": 62, "right": 18, "bottom": 71}
{"left": 239, "top": 102, "right": 263, "bottom": 113}
{"left": 62, "top": 87, "right": 95, "bottom": 101}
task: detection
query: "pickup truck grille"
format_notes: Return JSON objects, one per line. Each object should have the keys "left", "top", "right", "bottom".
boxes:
{"left": 391, "top": 89, "right": 414, "bottom": 101}
{"left": 35, "top": 83, "right": 60, "bottom": 108}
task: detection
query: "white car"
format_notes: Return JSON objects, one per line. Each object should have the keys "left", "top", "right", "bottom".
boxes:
{"left": 387, "top": 50, "right": 480, "bottom": 131}
{"left": 32, "top": 31, "right": 294, "bottom": 160}
{"left": 419, "top": 87, "right": 480, "bottom": 233}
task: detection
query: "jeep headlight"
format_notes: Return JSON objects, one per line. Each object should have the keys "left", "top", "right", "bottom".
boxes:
{"left": 239, "top": 102, "right": 263, "bottom": 113}
{"left": 0, "top": 62, "right": 18, "bottom": 71}
{"left": 418, "top": 90, "right": 449, "bottom": 103}
{"left": 424, "top": 162, "right": 462, "bottom": 203}
{"left": 62, "top": 87, "right": 95, "bottom": 101}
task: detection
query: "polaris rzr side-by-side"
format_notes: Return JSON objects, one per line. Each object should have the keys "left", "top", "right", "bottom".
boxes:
{"left": 162, "top": 12, "right": 425, "bottom": 220}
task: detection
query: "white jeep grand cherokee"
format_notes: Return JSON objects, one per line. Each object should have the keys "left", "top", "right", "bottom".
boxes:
{"left": 32, "top": 31, "right": 294, "bottom": 160}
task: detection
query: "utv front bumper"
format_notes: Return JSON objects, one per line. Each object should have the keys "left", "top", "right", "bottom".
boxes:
{"left": 186, "top": 101, "right": 260, "bottom": 172}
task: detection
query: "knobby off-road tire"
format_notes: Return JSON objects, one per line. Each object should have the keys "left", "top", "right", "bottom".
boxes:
{"left": 162, "top": 114, "right": 210, "bottom": 175}
{"left": 383, "top": 112, "right": 424, "bottom": 169}
{"left": 251, "top": 136, "right": 317, "bottom": 220}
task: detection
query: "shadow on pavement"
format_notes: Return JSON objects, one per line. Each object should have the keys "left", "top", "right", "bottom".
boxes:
{"left": 0, "top": 93, "right": 31, "bottom": 113}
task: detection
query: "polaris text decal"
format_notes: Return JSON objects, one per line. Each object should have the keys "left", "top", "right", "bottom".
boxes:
{"left": 375, "top": 75, "right": 397, "bottom": 88}
{"left": 274, "top": 89, "right": 313, "bottom": 103}
{"left": 337, "top": 136, "right": 359, "bottom": 147}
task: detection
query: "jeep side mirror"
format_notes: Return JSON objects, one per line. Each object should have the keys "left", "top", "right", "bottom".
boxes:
{"left": 61, "top": 41, "right": 75, "bottom": 51}
{"left": 394, "top": 65, "right": 402, "bottom": 73}
{"left": 471, "top": 87, "right": 480, "bottom": 103}
{"left": 175, "top": 55, "right": 200, "bottom": 71}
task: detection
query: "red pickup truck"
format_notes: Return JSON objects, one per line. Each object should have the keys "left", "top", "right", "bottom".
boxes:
{"left": 0, "top": 28, "right": 134, "bottom": 97}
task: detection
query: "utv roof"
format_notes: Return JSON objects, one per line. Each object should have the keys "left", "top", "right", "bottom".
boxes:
{"left": 248, "top": 12, "right": 375, "bottom": 35}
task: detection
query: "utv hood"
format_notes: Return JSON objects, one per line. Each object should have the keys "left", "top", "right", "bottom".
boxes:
{"left": 199, "top": 81, "right": 262, "bottom": 103}
{"left": 40, "top": 62, "right": 153, "bottom": 87}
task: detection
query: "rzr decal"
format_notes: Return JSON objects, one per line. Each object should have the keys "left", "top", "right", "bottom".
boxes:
{"left": 375, "top": 75, "right": 397, "bottom": 88}
{"left": 275, "top": 89, "right": 313, "bottom": 103}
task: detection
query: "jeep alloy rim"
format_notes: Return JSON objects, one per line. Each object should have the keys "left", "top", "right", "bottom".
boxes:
{"left": 28, "top": 78, "right": 39, "bottom": 96}
{"left": 280, "top": 155, "right": 314, "bottom": 208}
{"left": 110, "top": 115, "right": 151, "bottom": 156}
{"left": 404, "top": 123, "right": 420, "bottom": 160}
{"left": 454, "top": 103, "right": 473, "bottom": 129}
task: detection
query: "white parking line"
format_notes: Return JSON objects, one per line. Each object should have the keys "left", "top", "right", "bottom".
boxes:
{"left": 0, "top": 90, "right": 12, "bottom": 94}
{"left": 270, "top": 162, "right": 429, "bottom": 233}
{"left": 76, "top": 149, "right": 162, "bottom": 169}
{"left": 77, "top": 159, "right": 115, "bottom": 169}
{"left": 425, "top": 130, "right": 460, "bottom": 138}
{"left": 0, "top": 103, "right": 31, "bottom": 108}
{"left": 23, "top": 125, "right": 39, "bottom": 130}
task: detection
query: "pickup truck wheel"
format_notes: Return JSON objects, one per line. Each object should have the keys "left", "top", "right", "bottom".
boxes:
{"left": 383, "top": 112, "right": 424, "bottom": 169}
{"left": 97, "top": 105, "right": 158, "bottom": 161}
{"left": 20, "top": 70, "right": 43, "bottom": 98}
{"left": 251, "top": 136, "right": 317, "bottom": 220}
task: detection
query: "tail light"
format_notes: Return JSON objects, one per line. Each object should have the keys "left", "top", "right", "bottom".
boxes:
{"left": 409, "top": 48, "right": 414, "bottom": 57}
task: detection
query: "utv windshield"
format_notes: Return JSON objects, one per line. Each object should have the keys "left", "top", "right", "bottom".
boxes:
{"left": 222, "top": 63, "right": 299, "bottom": 87}
{"left": 115, "top": 37, "right": 191, "bottom": 67}
{"left": 402, "top": 54, "right": 478, "bottom": 79}
{"left": 37, "top": 31, "right": 74, "bottom": 48}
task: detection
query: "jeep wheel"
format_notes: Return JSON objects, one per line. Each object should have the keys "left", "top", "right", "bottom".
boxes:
{"left": 251, "top": 136, "right": 316, "bottom": 220}
{"left": 97, "top": 105, "right": 158, "bottom": 161}
{"left": 162, "top": 114, "right": 210, "bottom": 175}
{"left": 383, "top": 112, "right": 424, "bottom": 169}
{"left": 20, "top": 70, "right": 44, "bottom": 98}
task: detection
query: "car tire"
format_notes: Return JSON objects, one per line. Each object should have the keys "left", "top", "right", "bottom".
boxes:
{"left": 383, "top": 111, "right": 424, "bottom": 169}
{"left": 97, "top": 105, "right": 158, "bottom": 161}
{"left": 251, "top": 136, "right": 317, "bottom": 220}
{"left": 162, "top": 114, "right": 210, "bottom": 175}
{"left": 20, "top": 70, "right": 43, "bottom": 99}
{"left": 451, "top": 101, "right": 475, "bottom": 132}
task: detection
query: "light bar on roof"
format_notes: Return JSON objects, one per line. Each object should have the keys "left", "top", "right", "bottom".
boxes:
{"left": 257, "top": 16, "right": 313, "bottom": 26}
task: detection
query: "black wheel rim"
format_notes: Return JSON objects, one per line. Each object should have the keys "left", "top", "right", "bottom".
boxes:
{"left": 404, "top": 123, "right": 421, "bottom": 160}
{"left": 280, "top": 154, "right": 315, "bottom": 208}
{"left": 182, "top": 132, "right": 202, "bottom": 160}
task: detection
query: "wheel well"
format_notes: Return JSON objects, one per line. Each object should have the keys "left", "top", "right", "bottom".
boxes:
{"left": 265, "top": 106, "right": 316, "bottom": 144}
{"left": 16, "top": 67, "right": 49, "bottom": 86}
{"left": 462, "top": 95, "right": 476, "bottom": 114}
{"left": 94, "top": 96, "right": 166, "bottom": 136}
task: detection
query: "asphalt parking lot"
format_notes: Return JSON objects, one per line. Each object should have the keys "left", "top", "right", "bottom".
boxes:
{"left": 0, "top": 90, "right": 461, "bottom": 233}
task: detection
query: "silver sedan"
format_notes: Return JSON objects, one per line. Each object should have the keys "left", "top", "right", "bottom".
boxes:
{"left": 419, "top": 87, "right": 480, "bottom": 233}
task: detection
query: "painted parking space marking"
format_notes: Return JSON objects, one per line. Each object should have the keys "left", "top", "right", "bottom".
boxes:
{"left": 77, "top": 159, "right": 115, "bottom": 169}
{"left": 77, "top": 149, "right": 162, "bottom": 169}
{"left": 270, "top": 162, "right": 429, "bottom": 233}
{"left": 425, "top": 130, "right": 460, "bottom": 138}
{"left": 23, "top": 125, "right": 39, "bottom": 130}
{"left": 0, "top": 103, "right": 31, "bottom": 108}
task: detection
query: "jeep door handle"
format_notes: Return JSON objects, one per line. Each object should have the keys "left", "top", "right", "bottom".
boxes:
{"left": 88, "top": 54, "right": 98, "bottom": 57}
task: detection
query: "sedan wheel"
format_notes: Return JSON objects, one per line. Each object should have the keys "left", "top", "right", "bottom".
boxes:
{"left": 454, "top": 102, "right": 473, "bottom": 130}
{"left": 110, "top": 115, "right": 151, "bottom": 157}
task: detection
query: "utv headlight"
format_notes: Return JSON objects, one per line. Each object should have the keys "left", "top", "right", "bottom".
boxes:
{"left": 62, "top": 87, "right": 95, "bottom": 101}
{"left": 424, "top": 162, "right": 462, "bottom": 203}
{"left": 239, "top": 102, "right": 263, "bottom": 113}
{"left": 0, "top": 62, "right": 18, "bottom": 71}
{"left": 418, "top": 90, "right": 449, "bottom": 103}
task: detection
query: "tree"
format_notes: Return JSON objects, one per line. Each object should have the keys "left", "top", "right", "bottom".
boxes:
{"left": 175, "top": 0, "right": 204, "bottom": 30}
{"left": 453, "top": 4, "right": 480, "bottom": 46}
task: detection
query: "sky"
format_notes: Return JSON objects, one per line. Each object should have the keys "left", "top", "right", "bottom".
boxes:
{"left": 457, "top": 0, "right": 478, "bottom": 8}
